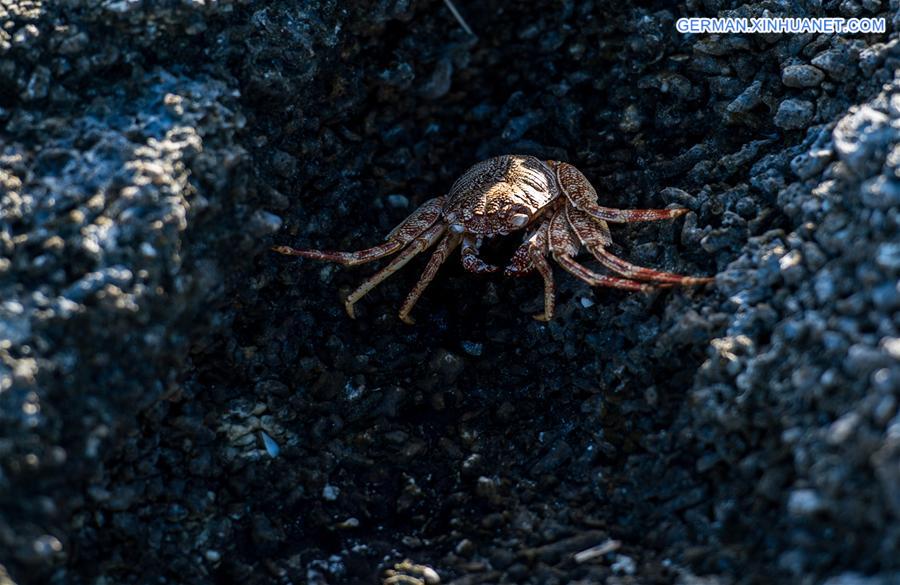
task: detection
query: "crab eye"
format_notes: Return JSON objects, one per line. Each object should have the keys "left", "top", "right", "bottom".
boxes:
{"left": 510, "top": 213, "right": 529, "bottom": 227}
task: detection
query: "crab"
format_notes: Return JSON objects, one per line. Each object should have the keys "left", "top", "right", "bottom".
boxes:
{"left": 273, "top": 154, "right": 713, "bottom": 324}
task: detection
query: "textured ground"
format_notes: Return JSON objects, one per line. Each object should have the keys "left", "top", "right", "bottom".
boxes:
{"left": 1, "top": 0, "right": 899, "bottom": 583}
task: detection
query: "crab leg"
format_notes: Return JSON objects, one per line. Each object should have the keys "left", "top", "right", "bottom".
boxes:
{"left": 272, "top": 196, "right": 445, "bottom": 266}
{"left": 548, "top": 209, "right": 657, "bottom": 292}
{"left": 527, "top": 240, "right": 556, "bottom": 321}
{"left": 505, "top": 219, "right": 556, "bottom": 321}
{"left": 461, "top": 234, "right": 499, "bottom": 273}
{"left": 550, "top": 161, "right": 688, "bottom": 223}
{"left": 272, "top": 240, "right": 403, "bottom": 266}
{"left": 565, "top": 206, "right": 712, "bottom": 285}
{"left": 504, "top": 220, "right": 547, "bottom": 277}
{"left": 398, "top": 232, "right": 463, "bottom": 324}
{"left": 554, "top": 255, "right": 659, "bottom": 291}
{"left": 344, "top": 223, "right": 446, "bottom": 318}
{"left": 589, "top": 247, "right": 713, "bottom": 285}
{"left": 577, "top": 202, "right": 688, "bottom": 223}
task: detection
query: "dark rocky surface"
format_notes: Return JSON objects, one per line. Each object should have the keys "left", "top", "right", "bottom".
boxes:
{"left": 1, "top": 0, "right": 898, "bottom": 583}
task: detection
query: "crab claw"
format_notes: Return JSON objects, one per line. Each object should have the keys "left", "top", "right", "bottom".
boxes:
{"left": 462, "top": 255, "right": 499, "bottom": 273}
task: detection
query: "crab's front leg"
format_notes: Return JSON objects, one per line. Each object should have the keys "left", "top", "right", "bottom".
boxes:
{"left": 398, "top": 231, "right": 463, "bottom": 324}
{"left": 461, "top": 235, "right": 499, "bottom": 274}
{"left": 505, "top": 219, "right": 556, "bottom": 321}
{"left": 344, "top": 222, "right": 447, "bottom": 318}
{"left": 548, "top": 161, "right": 688, "bottom": 223}
{"left": 272, "top": 196, "right": 445, "bottom": 265}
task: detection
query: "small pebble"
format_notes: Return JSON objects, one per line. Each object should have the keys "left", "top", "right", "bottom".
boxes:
{"left": 32, "top": 535, "right": 63, "bottom": 557}
{"left": 774, "top": 99, "right": 814, "bottom": 130}
{"left": 461, "top": 341, "right": 483, "bottom": 357}
{"left": 788, "top": 489, "right": 825, "bottom": 517}
{"left": 781, "top": 64, "right": 825, "bottom": 88}
{"left": 611, "top": 554, "right": 636, "bottom": 575}
{"left": 260, "top": 431, "right": 280, "bottom": 458}
{"left": 386, "top": 194, "right": 409, "bottom": 208}
{"left": 249, "top": 210, "right": 283, "bottom": 236}
{"left": 322, "top": 485, "right": 340, "bottom": 501}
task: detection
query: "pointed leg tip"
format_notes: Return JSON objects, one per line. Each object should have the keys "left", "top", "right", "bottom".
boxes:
{"left": 532, "top": 314, "right": 552, "bottom": 322}
{"left": 345, "top": 303, "right": 357, "bottom": 319}
{"left": 672, "top": 208, "right": 690, "bottom": 218}
{"left": 684, "top": 276, "right": 715, "bottom": 286}
{"left": 399, "top": 313, "right": 416, "bottom": 325}
{"left": 272, "top": 245, "right": 320, "bottom": 258}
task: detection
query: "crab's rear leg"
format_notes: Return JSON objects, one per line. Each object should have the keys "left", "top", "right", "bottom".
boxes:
{"left": 590, "top": 246, "right": 713, "bottom": 285}
{"left": 398, "top": 232, "right": 463, "bottom": 324}
{"left": 272, "top": 196, "right": 445, "bottom": 266}
{"left": 549, "top": 161, "right": 688, "bottom": 223}
{"left": 567, "top": 207, "right": 713, "bottom": 285}
{"left": 548, "top": 209, "right": 659, "bottom": 292}
{"left": 344, "top": 222, "right": 446, "bottom": 318}
{"left": 504, "top": 219, "right": 556, "bottom": 321}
